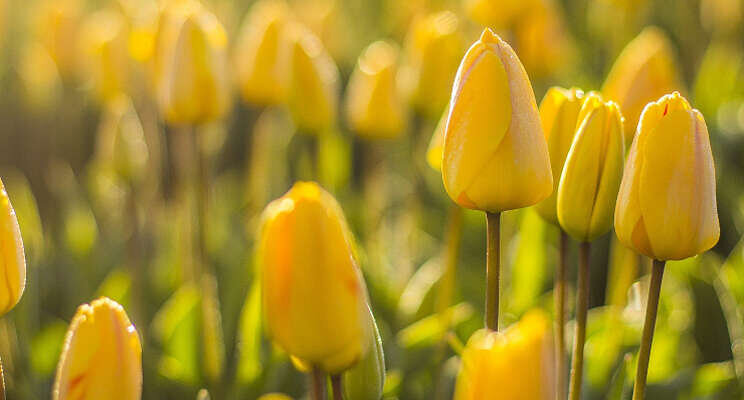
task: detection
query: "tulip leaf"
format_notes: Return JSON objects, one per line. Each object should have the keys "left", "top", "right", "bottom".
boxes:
{"left": 237, "top": 279, "right": 263, "bottom": 383}
{"left": 506, "top": 209, "right": 548, "bottom": 316}
{"left": 396, "top": 302, "right": 474, "bottom": 349}
{"left": 152, "top": 284, "right": 201, "bottom": 384}
{"left": 30, "top": 321, "right": 68, "bottom": 377}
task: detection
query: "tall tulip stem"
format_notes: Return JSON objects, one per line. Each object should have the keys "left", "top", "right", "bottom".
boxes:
{"left": 485, "top": 212, "right": 501, "bottom": 331}
{"left": 311, "top": 368, "right": 326, "bottom": 400}
{"left": 555, "top": 231, "right": 568, "bottom": 400}
{"left": 569, "top": 241, "right": 591, "bottom": 400}
{"left": 193, "top": 128, "right": 209, "bottom": 279}
{"left": 632, "top": 260, "right": 665, "bottom": 400}
{"left": 331, "top": 374, "right": 344, "bottom": 400}
{"left": 0, "top": 355, "right": 5, "bottom": 400}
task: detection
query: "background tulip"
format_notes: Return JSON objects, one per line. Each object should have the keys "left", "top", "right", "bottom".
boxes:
{"left": 0, "top": 178, "right": 26, "bottom": 316}
{"left": 557, "top": 93, "right": 625, "bottom": 242}
{"left": 53, "top": 297, "right": 142, "bottom": 400}
{"left": 259, "top": 182, "right": 370, "bottom": 373}
{"left": 453, "top": 310, "right": 555, "bottom": 400}
{"left": 77, "top": 9, "right": 130, "bottom": 103}
{"left": 615, "top": 92, "right": 719, "bottom": 261}
{"left": 442, "top": 28, "right": 552, "bottom": 213}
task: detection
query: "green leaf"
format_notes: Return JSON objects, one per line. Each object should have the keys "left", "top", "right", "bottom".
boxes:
{"left": 30, "top": 321, "right": 68, "bottom": 377}
{"left": 236, "top": 279, "right": 263, "bottom": 384}
{"left": 153, "top": 284, "right": 201, "bottom": 384}
{"left": 506, "top": 209, "right": 547, "bottom": 316}
{"left": 344, "top": 305, "right": 385, "bottom": 400}
{"left": 396, "top": 302, "right": 474, "bottom": 349}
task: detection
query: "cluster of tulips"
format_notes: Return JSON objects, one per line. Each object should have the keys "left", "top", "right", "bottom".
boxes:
{"left": 0, "top": 0, "right": 733, "bottom": 398}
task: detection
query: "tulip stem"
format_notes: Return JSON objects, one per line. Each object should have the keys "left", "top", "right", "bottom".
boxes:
{"left": 331, "top": 374, "right": 344, "bottom": 400}
{"left": 485, "top": 212, "right": 501, "bottom": 331}
{"left": 555, "top": 230, "right": 568, "bottom": 400}
{"left": 632, "top": 260, "right": 665, "bottom": 400}
{"left": 568, "top": 241, "right": 591, "bottom": 400}
{"left": 0, "top": 355, "right": 5, "bottom": 400}
{"left": 311, "top": 368, "right": 326, "bottom": 400}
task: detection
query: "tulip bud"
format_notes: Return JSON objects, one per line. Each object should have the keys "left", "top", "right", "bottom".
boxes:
{"left": 442, "top": 29, "right": 552, "bottom": 213}
{"left": 514, "top": 0, "right": 576, "bottom": 79}
{"left": 259, "top": 182, "right": 370, "bottom": 373}
{"left": 557, "top": 93, "right": 625, "bottom": 242}
{"left": 454, "top": 310, "right": 555, "bottom": 400}
{"left": 234, "top": 0, "right": 290, "bottom": 106}
{"left": 602, "top": 27, "right": 683, "bottom": 144}
{"left": 0, "top": 178, "right": 26, "bottom": 316}
{"left": 78, "top": 9, "right": 130, "bottom": 103}
{"left": 534, "top": 87, "right": 586, "bottom": 225}
{"left": 464, "top": 0, "right": 536, "bottom": 29}
{"left": 53, "top": 297, "right": 142, "bottom": 400}
{"left": 158, "top": 3, "right": 230, "bottom": 125}
{"left": 399, "top": 11, "right": 464, "bottom": 118}
{"left": 345, "top": 41, "right": 406, "bottom": 139}
{"left": 343, "top": 305, "right": 385, "bottom": 400}
{"left": 284, "top": 25, "right": 340, "bottom": 134}
{"left": 615, "top": 92, "right": 719, "bottom": 261}
{"left": 425, "top": 103, "right": 449, "bottom": 171}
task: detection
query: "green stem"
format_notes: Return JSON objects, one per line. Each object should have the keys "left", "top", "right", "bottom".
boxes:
{"left": 0, "top": 355, "right": 5, "bottom": 400}
{"left": 311, "top": 368, "right": 326, "bottom": 400}
{"left": 555, "top": 231, "right": 568, "bottom": 400}
{"left": 193, "top": 128, "right": 209, "bottom": 278}
{"left": 568, "top": 241, "right": 591, "bottom": 400}
{"left": 632, "top": 260, "right": 665, "bottom": 400}
{"left": 331, "top": 374, "right": 344, "bottom": 400}
{"left": 485, "top": 212, "right": 501, "bottom": 331}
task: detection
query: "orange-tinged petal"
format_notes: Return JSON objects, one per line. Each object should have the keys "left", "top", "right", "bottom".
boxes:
{"left": 0, "top": 178, "right": 25, "bottom": 316}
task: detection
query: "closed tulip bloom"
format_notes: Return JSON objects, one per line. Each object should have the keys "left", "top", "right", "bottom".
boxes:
{"left": 0, "top": 178, "right": 26, "bottom": 316}
{"left": 602, "top": 27, "right": 683, "bottom": 144}
{"left": 557, "top": 93, "right": 625, "bottom": 242}
{"left": 615, "top": 92, "right": 719, "bottom": 261}
{"left": 234, "top": 0, "right": 290, "bottom": 106}
{"left": 534, "top": 87, "right": 586, "bottom": 225}
{"left": 442, "top": 29, "right": 552, "bottom": 213}
{"left": 399, "top": 11, "right": 463, "bottom": 118}
{"left": 53, "top": 297, "right": 142, "bottom": 400}
{"left": 78, "top": 10, "right": 130, "bottom": 103}
{"left": 158, "top": 4, "right": 230, "bottom": 125}
{"left": 345, "top": 41, "right": 405, "bottom": 139}
{"left": 285, "top": 25, "right": 340, "bottom": 134}
{"left": 259, "top": 182, "right": 370, "bottom": 373}
{"left": 425, "top": 103, "right": 449, "bottom": 171}
{"left": 454, "top": 310, "right": 555, "bottom": 400}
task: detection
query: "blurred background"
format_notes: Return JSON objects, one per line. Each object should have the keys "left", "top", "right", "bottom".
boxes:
{"left": 0, "top": 0, "right": 743, "bottom": 398}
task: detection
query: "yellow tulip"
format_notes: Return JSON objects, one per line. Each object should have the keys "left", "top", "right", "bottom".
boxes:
{"left": 157, "top": 3, "right": 230, "bottom": 125}
{"left": 34, "top": 0, "right": 82, "bottom": 78}
{"left": 285, "top": 24, "right": 340, "bottom": 134}
{"left": 53, "top": 297, "right": 142, "bottom": 400}
{"left": 534, "top": 87, "right": 586, "bottom": 225}
{"left": 615, "top": 92, "right": 719, "bottom": 261}
{"left": 442, "top": 29, "right": 552, "bottom": 213}
{"left": 0, "top": 178, "right": 26, "bottom": 316}
{"left": 78, "top": 9, "right": 130, "bottom": 103}
{"left": 257, "top": 394, "right": 293, "bottom": 400}
{"left": 425, "top": 103, "right": 449, "bottom": 171}
{"left": 514, "top": 0, "right": 575, "bottom": 79}
{"left": 453, "top": 310, "right": 555, "bottom": 400}
{"left": 557, "top": 93, "right": 625, "bottom": 242}
{"left": 464, "top": 0, "right": 536, "bottom": 30}
{"left": 234, "top": 0, "right": 290, "bottom": 106}
{"left": 602, "top": 27, "right": 683, "bottom": 144}
{"left": 259, "top": 182, "right": 370, "bottom": 373}
{"left": 345, "top": 41, "right": 405, "bottom": 139}
{"left": 399, "top": 11, "right": 464, "bottom": 118}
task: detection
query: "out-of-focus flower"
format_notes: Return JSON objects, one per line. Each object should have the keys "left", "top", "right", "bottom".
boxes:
{"left": 157, "top": 2, "right": 230, "bottom": 125}
{"left": 426, "top": 103, "right": 449, "bottom": 172}
{"left": 587, "top": 0, "right": 651, "bottom": 50}
{"left": 464, "top": 0, "right": 537, "bottom": 30}
{"left": 257, "top": 394, "right": 293, "bottom": 400}
{"left": 53, "top": 297, "right": 142, "bottom": 400}
{"left": 442, "top": 29, "right": 552, "bottom": 213}
{"left": 234, "top": 0, "right": 290, "bottom": 106}
{"left": 615, "top": 92, "right": 719, "bottom": 261}
{"left": 534, "top": 87, "right": 586, "bottom": 225}
{"left": 453, "top": 310, "right": 555, "bottom": 400}
{"left": 0, "top": 178, "right": 26, "bottom": 316}
{"left": 514, "top": 0, "right": 576, "bottom": 79}
{"left": 284, "top": 24, "right": 340, "bottom": 134}
{"left": 700, "top": 0, "right": 742, "bottom": 37}
{"left": 259, "top": 182, "right": 370, "bottom": 373}
{"left": 343, "top": 305, "right": 385, "bottom": 400}
{"left": 34, "top": 0, "right": 82, "bottom": 77}
{"left": 78, "top": 9, "right": 130, "bottom": 103}
{"left": 17, "top": 42, "right": 63, "bottom": 109}
{"left": 345, "top": 41, "right": 406, "bottom": 139}
{"left": 399, "top": 11, "right": 464, "bottom": 119}
{"left": 557, "top": 93, "right": 625, "bottom": 242}
{"left": 602, "top": 27, "right": 683, "bottom": 144}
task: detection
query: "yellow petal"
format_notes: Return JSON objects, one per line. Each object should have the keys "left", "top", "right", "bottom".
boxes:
{"left": 0, "top": 179, "right": 26, "bottom": 316}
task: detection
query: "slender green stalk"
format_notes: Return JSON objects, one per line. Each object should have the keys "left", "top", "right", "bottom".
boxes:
{"left": 331, "top": 374, "right": 344, "bottom": 400}
{"left": 193, "top": 129, "right": 209, "bottom": 278}
{"left": 485, "top": 212, "right": 501, "bottom": 331}
{"left": 555, "top": 231, "right": 568, "bottom": 400}
{"left": 632, "top": 260, "right": 665, "bottom": 400}
{"left": 311, "top": 368, "right": 327, "bottom": 400}
{"left": 0, "top": 356, "right": 5, "bottom": 400}
{"left": 568, "top": 242, "right": 591, "bottom": 400}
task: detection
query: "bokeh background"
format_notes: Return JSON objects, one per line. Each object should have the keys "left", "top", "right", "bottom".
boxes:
{"left": 0, "top": 0, "right": 743, "bottom": 398}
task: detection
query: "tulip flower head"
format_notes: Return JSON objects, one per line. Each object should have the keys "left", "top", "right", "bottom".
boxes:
{"left": 557, "top": 93, "right": 625, "bottom": 242}
{"left": 454, "top": 310, "right": 555, "bottom": 400}
{"left": 602, "top": 27, "right": 683, "bottom": 144}
{"left": 345, "top": 40, "right": 406, "bottom": 139}
{"left": 615, "top": 92, "right": 719, "bottom": 261}
{"left": 0, "top": 178, "right": 26, "bottom": 316}
{"left": 78, "top": 9, "right": 130, "bottom": 103}
{"left": 259, "top": 182, "right": 370, "bottom": 373}
{"left": 53, "top": 297, "right": 142, "bottom": 400}
{"left": 157, "top": 3, "right": 230, "bottom": 125}
{"left": 534, "top": 87, "right": 586, "bottom": 225}
{"left": 234, "top": 0, "right": 290, "bottom": 106}
{"left": 442, "top": 29, "right": 552, "bottom": 213}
